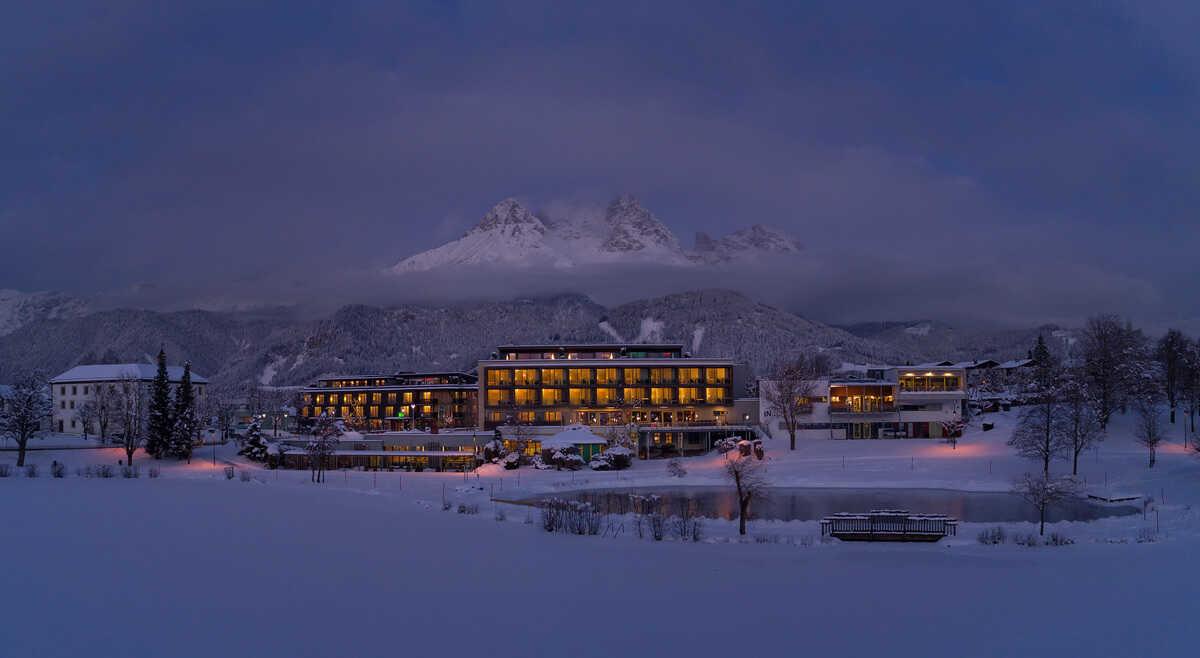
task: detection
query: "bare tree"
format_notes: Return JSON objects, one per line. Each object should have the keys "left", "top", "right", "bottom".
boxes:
{"left": 308, "top": 413, "right": 342, "bottom": 483}
{"left": 762, "top": 353, "right": 830, "bottom": 450}
{"left": 1013, "top": 473, "right": 1081, "bottom": 535}
{"left": 1079, "top": 315, "right": 1145, "bottom": 429}
{"left": 0, "top": 371, "right": 52, "bottom": 467}
{"left": 75, "top": 400, "right": 98, "bottom": 440}
{"left": 1133, "top": 390, "right": 1165, "bottom": 468}
{"left": 1008, "top": 368, "right": 1069, "bottom": 478}
{"left": 1184, "top": 341, "right": 1200, "bottom": 438}
{"left": 1061, "top": 372, "right": 1103, "bottom": 475}
{"left": 115, "top": 375, "right": 149, "bottom": 466}
{"left": 94, "top": 383, "right": 116, "bottom": 444}
{"left": 725, "top": 453, "right": 769, "bottom": 536}
{"left": 1157, "top": 330, "right": 1191, "bottom": 424}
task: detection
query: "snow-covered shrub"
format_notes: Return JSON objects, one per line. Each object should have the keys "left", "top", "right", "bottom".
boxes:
{"left": 223, "top": 466, "right": 235, "bottom": 480}
{"left": 1013, "top": 533, "right": 1040, "bottom": 547}
{"left": 546, "top": 448, "right": 585, "bottom": 471}
{"left": 239, "top": 470, "right": 252, "bottom": 482}
{"left": 502, "top": 452, "right": 521, "bottom": 470}
{"left": 96, "top": 465, "right": 114, "bottom": 478}
{"left": 713, "top": 437, "right": 739, "bottom": 454}
{"left": 531, "top": 455, "right": 552, "bottom": 470}
{"left": 0, "top": 464, "right": 11, "bottom": 478}
{"left": 494, "top": 508, "right": 507, "bottom": 522}
{"left": 977, "top": 526, "right": 1007, "bottom": 545}
{"left": 797, "top": 534, "right": 814, "bottom": 548}
{"left": 457, "top": 503, "right": 479, "bottom": 515}
{"left": 1046, "top": 532, "right": 1074, "bottom": 546}
{"left": 666, "top": 458, "right": 687, "bottom": 478}
{"left": 441, "top": 500, "right": 452, "bottom": 511}
{"left": 754, "top": 534, "right": 782, "bottom": 544}
{"left": 24, "top": 464, "right": 39, "bottom": 478}
{"left": 121, "top": 465, "right": 139, "bottom": 479}
{"left": 1136, "top": 527, "right": 1157, "bottom": 543}
{"left": 148, "top": 467, "right": 161, "bottom": 479}
{"left": 752, "top": 440, "right": 765, "bottom": 461}
{"left": 482, "top": 439, "right": 507, "bottom": 463}
{"left": 540, "top": 498, "right": 605, "bottom": 535}
{"left": 50, "top": 462, "right": 66, "bottom": 478}
{"left": 590, "top": 445, "right": 632, "bottom": 470}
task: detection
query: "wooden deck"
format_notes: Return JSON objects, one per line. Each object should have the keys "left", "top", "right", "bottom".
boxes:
{"left": 820, "top": 510, "right": 958, "bottom": 542}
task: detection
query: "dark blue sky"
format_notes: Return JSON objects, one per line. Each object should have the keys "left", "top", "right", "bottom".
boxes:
{"left": 2, "top": 1, "right": 1197, "bottom": 328}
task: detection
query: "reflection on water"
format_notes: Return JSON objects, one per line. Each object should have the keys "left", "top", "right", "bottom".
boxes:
{"left": 527, "top": 487, "right": 1140, "bottom": 523}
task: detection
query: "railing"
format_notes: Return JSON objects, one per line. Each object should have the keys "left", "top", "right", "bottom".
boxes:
{"left": 829, "top": 404, "right": 896, "bottom": 414}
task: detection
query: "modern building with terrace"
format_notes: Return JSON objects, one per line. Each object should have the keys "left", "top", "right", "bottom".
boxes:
{"left": 759, "top": 363, "right": 966, "bottom": 440}
{"left": 477, "top": 344, "right": 753, "bottom": 457}
{"left": 275, "top": 429, "right": 480, "bottom": 471}
{"left": 298, "top": 372, "right": 477, "bottom": 432}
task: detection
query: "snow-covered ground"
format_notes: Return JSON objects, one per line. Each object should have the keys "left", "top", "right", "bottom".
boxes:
{"left": 3, "top": 410, "right": 1198, "bottom": 657}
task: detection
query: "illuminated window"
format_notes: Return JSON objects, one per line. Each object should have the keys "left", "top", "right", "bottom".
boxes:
{"left": 371, "top": 393, "right": 381, "bottom": 403}
{"left": 678, "top": 388, "right": 698, "bottom": 404}
{"left": 623, "top": 387, "right": 647, "bottom": 403}
{"left": 568, "top": 388, "right": 591, "bottom": 405}
{"left": 384, "top": 405, "right": 394, "bottom": 417}
{"left": 705, "top": 387, "right": 726, "bottom": 404}
{"left": 544, "top": 411, "right": 562, "bottom": 424}
{"left": 624, "top": 368, "right": 646, "bottom": 384}
{"left": 541, "top": 369, "right": 564, "bottom": 385}
{"left": 403, "top": 392, "right": 413, "bottom": 404}
{"left": 387, "top": 392, "right": 396, "bottom": 403}
{"left": 517, "top": 411, "right": 536, "bottom": 423}
{"left": 541, "top": 388, "right": 562, "bottom": 405}
{"left": 705, "top": 368, "right": 729, "bottom": 384}
{"left": 595, "top": 388, "right": 617, "bottom": 405}
{"left": 421, "top": 405, "right": 432, "bottom": 415}
{"left": 514, "top": 369, "right": 539, "bottom": 386}
{"left": 487, "top": 390, "right": 510, "bottom": 406}
{"left": 650, "top": 387, "right": 674, "bottom": 404}
{"left": 568, "top": 368, "right": 593, "bottom": 385}
{"left": 596, "top": 368, "right": 618, "bottom": 385}
{"left": 316, "top": 394, "right": 326, "bottom": 404}
{"left": 650, "top": 368, "right": 674, "bottom": 385}
{"left": 514, "top": 388, "right": 537, "bottom": 406}
{"left": 368, "top": 406, "right": 378, "bottom": 417}
{"left": 486, "top": 369, "right": 513, "bottom": 386}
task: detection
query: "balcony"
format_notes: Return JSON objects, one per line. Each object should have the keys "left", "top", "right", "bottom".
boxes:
{"left": 830, "top": 403, "right": 897, "bottom": 415}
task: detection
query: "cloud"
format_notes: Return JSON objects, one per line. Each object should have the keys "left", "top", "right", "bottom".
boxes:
{"left": 0, "top": 1, "right": 1196, "bottom": 332}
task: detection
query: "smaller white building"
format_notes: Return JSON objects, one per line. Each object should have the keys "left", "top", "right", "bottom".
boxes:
{"left": 49, "top": 364, "right": 208, "bottom": 435}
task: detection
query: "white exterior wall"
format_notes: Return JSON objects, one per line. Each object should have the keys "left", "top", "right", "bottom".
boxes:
{"left": 50, "top": 380, "right": 207, "bottom": 435}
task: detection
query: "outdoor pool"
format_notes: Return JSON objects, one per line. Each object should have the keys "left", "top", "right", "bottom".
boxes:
{"left": 522, "top": 486, "right": 1142, "bottom": 523}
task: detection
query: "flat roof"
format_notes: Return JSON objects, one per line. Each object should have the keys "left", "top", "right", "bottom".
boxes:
{"left": 496, "top": 343, "right": 685, "bottom": 351}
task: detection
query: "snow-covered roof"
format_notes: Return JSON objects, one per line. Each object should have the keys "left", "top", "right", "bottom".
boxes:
{"left": 50, "top": 364, "right": 209, "bottom": 384}
{"left": 997, "top": 359, "right": 1034, "bottom": 370}
{"left": 540, "top": 425, "right": 610, "bottom": 449}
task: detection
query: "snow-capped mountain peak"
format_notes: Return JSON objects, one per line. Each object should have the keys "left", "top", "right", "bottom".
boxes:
{"left": 600, "top": 195, "right": 681, "bottom": 255}
{"left": 469, "top": 198, "right": 546, "bottom": 236}
{"left": 391, "top": 199, "right": 560, "bottom": 273}
{"left": 389, "top": 195, "right": 802, "bottom": 273}
{"left": 691, "top": 224, "right": 802, "bottom": 263}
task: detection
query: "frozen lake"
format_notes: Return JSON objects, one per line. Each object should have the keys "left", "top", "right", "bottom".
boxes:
{"left": 524, "top": 486, "right": 1142, "bottom": 523}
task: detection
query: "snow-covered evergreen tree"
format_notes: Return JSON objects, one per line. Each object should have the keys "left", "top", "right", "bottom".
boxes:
{"left": 146, "top": 348, "right": 173, "bottom": 458}
{"left": 167, "top": 362, "right": 196, "bottom": 461}
{"left": 238, "top": 421, "right": 269, "bottom": 462}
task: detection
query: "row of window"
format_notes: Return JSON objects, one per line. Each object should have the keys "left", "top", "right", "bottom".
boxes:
{"left": 485, "top": 386, "right": 730, "bottom": 407}
{"left": 488, "top": 409, "right": 727, "bottom": 426}
{"left": 484, "top": 367, "right": 730, "bottom": 387}
{"left": 57, "top": 384, "right": 204, "bottom": 397}
{"left": 303, "top": 404, "right": 470, "bottom": 418}
{"left": 304, "top": 390, "right": 461, "bottom": 405}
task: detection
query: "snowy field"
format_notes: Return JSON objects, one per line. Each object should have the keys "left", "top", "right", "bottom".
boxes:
{"left": 3, "top": 411, "right": 1199, "bottom": 658}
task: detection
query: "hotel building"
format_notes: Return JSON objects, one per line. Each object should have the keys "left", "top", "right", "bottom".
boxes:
{"left": 298, "top": 372, "right": 477, "bottom": 432}
{"left": 477, "top": 344, "right": 752, "bottom": 457}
